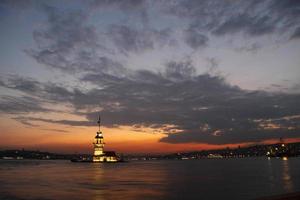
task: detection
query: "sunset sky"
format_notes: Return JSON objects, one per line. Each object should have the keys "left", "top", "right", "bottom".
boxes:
{"left": 0, "top": 0, "right": 300, "bottom": 154}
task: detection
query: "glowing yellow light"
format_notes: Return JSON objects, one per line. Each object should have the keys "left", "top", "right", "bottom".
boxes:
{"left": 282, "top": 157, "right": 288, "bottom": 161}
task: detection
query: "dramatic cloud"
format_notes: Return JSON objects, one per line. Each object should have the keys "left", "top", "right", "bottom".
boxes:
{"left": 1, "top": 60, "right": 299, "bottom": 144}
{"left": 184, "top": 27, "right": 208, "bottom": 49}
{"left": 1, "top": 0, "right": 300, "bottom": 148}
{"left": 90, "top": 0, "right": 146, "bottom": 10}
{"left": 235, "top": 43, "right": 262, "bottom": 53}
{"left": 107, "top": 25, "right": 173, "bottom": 54}
{"left": 291, "top": 27, "right": 300, "bottom": 40}
{"left": 26, "top": 4, "right": 118, "bottom": 74}
{"left": 162, "top": 0, "right": 300, "bottom": 46}
{"left": 90, "top": 0, "right": 148, "bottom": 23}
{"left": 27, "top": 3, "right": 174, "bottom": 75}
{"left": 27, "top": 0, "right": 300, "bottom": 71}
{"left": 0, "top": 96, "right": 50, "bottom": 114}
{"left": 0, "top": 0, "right": 32, "bottom": 10}
{"left": 213, "top": 14, "right": 274, "bottom": 36}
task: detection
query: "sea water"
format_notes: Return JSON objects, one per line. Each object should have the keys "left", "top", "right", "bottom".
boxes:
{"left": 0, "top": 157, "right": 300, "bottom": 200}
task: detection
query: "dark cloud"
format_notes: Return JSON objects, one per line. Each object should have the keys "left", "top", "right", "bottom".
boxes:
{"left": 0, "top": 75, "right": 41, "bottom": 93}
{"left": 2, "top": 0, "right": 300, "bottom": 146}
{"left": 291, "top": 27, "right": 300, "bottom": 40}
{"left": 0, "top": 75, "right": 74, "bottom": 103}
{"left": 28, "top": 0, "right": 300, "bottom": 64}
{"left": 0, "top": 0, "right": 32, "bottom": 10}
{"left": 27, "top": 4, "right": 118, "bottom": 73}
{"left": 0, "top": 96, "right": 50, "bottom": 114}
{"left": 41, "top": 128, "right": 70, "bottom": 133}
{"left": 235, "top": 43, "right": 261, "bottom": 53}
{"left": 164, "top": 60, "right": 196, "bottom": 81}
{"left": 2, "top": 59, "right": 299, "bottom": 145}
{"left": 89, "top": 0, "right": 148, "bottom": 24}
{"left": 161, "top": 0, "right": 300, "bottom": 47}
{"left": 213, "top": 14, "right": 274, "bottom": 36}
{"left": 81, "top": 71, "right": 300, "bottom": 145}
{"left": 90, "top": 0, "right": 146, "bottom": 10}
{"left": 17, "top": 117, "right": 94, "bottom": 127}
{"left": 270, "top": 0, "right": 300, "bottom": 19}
{"left": 160, "top": 128, "right": 300, "bottom": 145}
{"left": 184, "top": 27, "right": 208, "bottom": 49}
{"left": 14, "top": 117, "right": 40, "bottom": 127}
{"left": 107, "top": 25, "right": 172, "bottom": 54}
{"left": 28, "top": 4, "right": 174, "bottom": 72}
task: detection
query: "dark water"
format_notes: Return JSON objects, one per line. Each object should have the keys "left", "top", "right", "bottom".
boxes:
{"left": 0, "top": 158, "right": 300, "bottom": 200}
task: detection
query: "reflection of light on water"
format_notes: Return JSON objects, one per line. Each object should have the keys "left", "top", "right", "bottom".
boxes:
{"left": 282, "top": 156, "right": 288, "bottom": 161}
{"left": 92, "top": 164, "right": 105, "bottom": 200}
{"left": 282, "top": 158, "right": 293, "bottom": 192}
{"left": 267, "top": 157, "right": 275, "bottom": 188}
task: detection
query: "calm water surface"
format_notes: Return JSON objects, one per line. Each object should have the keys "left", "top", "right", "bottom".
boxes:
{"left": 0, "top": 158, "right": 300, "bottom": 200}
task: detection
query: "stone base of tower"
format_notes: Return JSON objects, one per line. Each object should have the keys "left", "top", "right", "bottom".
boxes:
{"left": 93, "top": 151, "right": 118, "bottom": 162}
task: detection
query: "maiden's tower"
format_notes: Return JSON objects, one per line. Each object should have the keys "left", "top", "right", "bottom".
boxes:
{"left": 93, "top": 116, "right": 118, "bottom": 162}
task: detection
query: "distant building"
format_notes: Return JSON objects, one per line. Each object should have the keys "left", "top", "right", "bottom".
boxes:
{"left": 93, "top": 116, "right": 118, "bottom": 162}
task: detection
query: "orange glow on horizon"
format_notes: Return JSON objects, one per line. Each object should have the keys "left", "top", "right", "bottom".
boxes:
{"left": 1, "top": 115, "right": 300, "bottom": 154}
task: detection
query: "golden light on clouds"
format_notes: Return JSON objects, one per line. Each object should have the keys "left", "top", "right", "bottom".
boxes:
{"left": 1, "top": 111, "right": 300, "bottom": 154}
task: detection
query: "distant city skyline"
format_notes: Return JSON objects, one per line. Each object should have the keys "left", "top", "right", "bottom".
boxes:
{"left": 0, "top": 0, "right": 300, "bottom": 153}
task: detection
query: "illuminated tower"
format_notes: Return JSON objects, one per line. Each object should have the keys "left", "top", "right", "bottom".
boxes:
{"left": 93, "top": 115, "right": 105, "bottom": 162}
